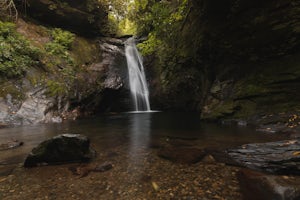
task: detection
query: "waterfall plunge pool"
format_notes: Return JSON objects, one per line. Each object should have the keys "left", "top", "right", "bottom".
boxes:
{"left": 0, "top": 112, "right": 284, "bottom": 166}
{"left": 0, "top": 112, "right": 285, "bottom": 199}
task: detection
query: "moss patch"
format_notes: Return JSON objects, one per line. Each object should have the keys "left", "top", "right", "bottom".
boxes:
{"left": 0, "top": 81, "right": 24, "bottom": 100}
{"left": 201, "top": 100, "right": 238, "bottom": 120}
{"left": 71, "top": 37, "right": 99, "bottom": 66}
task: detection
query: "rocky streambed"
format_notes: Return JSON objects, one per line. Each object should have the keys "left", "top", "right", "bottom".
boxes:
{"left": 0, "top": 113, "right": 300, "bottom": 199}
{"left": 0, "top": 139, "right": 243, "bottom": 200}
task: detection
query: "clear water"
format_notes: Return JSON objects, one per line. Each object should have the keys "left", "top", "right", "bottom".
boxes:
{"left": 0, "top": 112, "right": 283, "bottom": 166}
{"left": 125, "top": 37, "right": 151, "bottom": 111}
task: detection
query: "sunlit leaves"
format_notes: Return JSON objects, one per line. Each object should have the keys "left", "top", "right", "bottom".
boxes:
{"left": 101, "top": 0, "right": 137, "bottom": 36}
{"left": 137, "top": 33, "right": 162, "bottom": 55}
{"left": 131, "top": 0, "right": 188, "bottom": 35}
{"left": 135, "top": 0, "right": 148, "bottom": 10}
{"left": 132, "top": 0, "right": 189, "bottom": 58}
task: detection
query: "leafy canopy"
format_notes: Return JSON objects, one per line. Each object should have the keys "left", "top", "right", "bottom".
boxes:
{"left": 102, "top": 0, "right": 137, "bottom": 36}
{"left": 130, "top": 0, "right": 189, "bottom": 55}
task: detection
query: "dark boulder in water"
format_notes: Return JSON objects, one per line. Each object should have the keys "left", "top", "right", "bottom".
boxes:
{"left": 24, "top": 134, "right": 96, "bottom": 167}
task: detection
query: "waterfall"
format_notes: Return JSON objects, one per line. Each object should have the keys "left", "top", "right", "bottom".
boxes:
{"left": 125, "top": 37, "right": 151, "bottom": 111}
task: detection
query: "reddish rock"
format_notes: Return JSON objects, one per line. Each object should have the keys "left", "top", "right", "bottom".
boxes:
{"left": 238, "top": 169, "right": 300, "bottom": 200}
{"left": 158, "top": 146, "right": 206, "bottom": 164}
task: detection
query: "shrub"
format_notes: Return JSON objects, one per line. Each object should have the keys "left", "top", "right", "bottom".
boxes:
{"left": 50, "top": 28, "right": 75, "bottom": 49}
{"left": 45, "top": 28, "right": 75, "bottom": 65}
{"left": 0, "top": 20, "right": 40, "bottom": 78}
{"left": 46, "top": 80, "right": 65, "bottom": 96}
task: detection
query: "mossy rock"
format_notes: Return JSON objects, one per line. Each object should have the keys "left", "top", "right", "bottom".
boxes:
{"left": 201, "top": 100, "right": 238, "bottom": 120}
{"left": 24, "top": 134, "right": 96, "bottom": 167}
{"left": 71, "top": 36, "right": 100, "bottom": 65}
{"left": 0, "top": 82, "right": 25, "bottom": 101}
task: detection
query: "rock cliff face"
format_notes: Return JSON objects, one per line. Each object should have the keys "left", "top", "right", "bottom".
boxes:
{"left": 2, "top": 0, "right": 299, "bottom": 125}
{"left": 191, "top": 0, "right": 300, "bottom": 121}
{"left": 17, "top": 0, "right": 107, "bottom": 37}
{"left": 150, "top": 0, "right": 300, "bottom": 121}
{"left": 0, "top": 0, "right": 129, "bottom": 126}
{"left": 80, "top": 37, "right": 131, "bottom": 113}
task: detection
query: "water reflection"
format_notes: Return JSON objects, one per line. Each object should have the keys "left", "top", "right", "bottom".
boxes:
{"left": 0, "top": 112, "right": 284, "bottom": 167}
{"left": 0, "top": 124, "right": 59, "bottom": 165}
{"left": 128, "top": 113, "right": 151, "bottom": 164}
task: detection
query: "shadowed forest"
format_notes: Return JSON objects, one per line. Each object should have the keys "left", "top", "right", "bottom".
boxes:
{"left": 0, "top": 0, "right": 300, "bottom": 199}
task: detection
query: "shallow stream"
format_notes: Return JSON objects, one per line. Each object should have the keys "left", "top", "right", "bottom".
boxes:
{"left": 0, "top": 112, "right": 285, "bottom": 199}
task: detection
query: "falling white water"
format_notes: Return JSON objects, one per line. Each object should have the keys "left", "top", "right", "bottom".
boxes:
{"left": 125, "top": 37, "right": 151, "bottom": 111}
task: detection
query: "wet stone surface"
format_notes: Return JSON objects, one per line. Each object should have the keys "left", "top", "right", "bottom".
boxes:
{"left": 227, "top": 139, "right": 300, "bottom": 175}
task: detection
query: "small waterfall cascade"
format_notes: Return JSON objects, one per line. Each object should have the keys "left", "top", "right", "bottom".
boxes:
{"left": 125, "top": 37, "right": 151, "bottom": 111}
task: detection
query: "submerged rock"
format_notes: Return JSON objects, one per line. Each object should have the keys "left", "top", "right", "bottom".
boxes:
{"left": 69, "top": 161, "right": 113, "bottom": 177}
{"left": 158, "top": 146, "right": 206, "bottom": 164}
{"left": 0, "top": 140, "right": 23, "bottom": 151}
{"left": 0, "top": 123, "right": 8, "bottom": 129}
{"left": 227, "top": 139, "right": 300, "bottom": 175}
{"left": 238, "top": 169, "right": 300, "bottom": 200}
{"left": 24, "top": 134, "right": 96, "bottom": 167}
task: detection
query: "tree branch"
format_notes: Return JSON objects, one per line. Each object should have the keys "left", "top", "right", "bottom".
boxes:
{"left": 0, "top": 0, "right": 18, "bottom": 21}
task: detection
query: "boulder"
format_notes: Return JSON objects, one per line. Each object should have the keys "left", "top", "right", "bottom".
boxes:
{"left": 238, "top": 169, "right": 300, "bottom": 200}
{"left": 227, "top": 139, "right": 300, "bottom": 175}
{"left": 21, "top": 0, "right": 107, "bottom": 37}
{"left": 24, "top": 134, "right": 96, "bottom": 167}
{"left": 16, "top": 90, "right": 54, "bottom": 125}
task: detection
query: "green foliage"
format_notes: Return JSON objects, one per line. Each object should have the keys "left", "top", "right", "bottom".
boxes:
{"left": 131, "top": 0, "right": 203, "bottom": 102}
{"left": 132, "top": 0, "right": 189, "bottom": 58}
{"left": 45, "top": 42, "right": 66, "bottom": 55}
{"left": 45, "top": 28, "right": 75, "bottom": 65}
{"left": 0, "top": 20, "right": 40, "bottom": 78}
{"left": 102, "top": 0, "right": 137, "bottom": 36}
{"left": 137, "top": 33, "right": 162, "bottom": 55}
{"left": 106, "top": 13, "right": 120, "bottom": 35}
{"left": 131, "top": 0, "right": 188, "bottom": 37}
{"left": 43, "top": 28, "right": 81, "bottom": 97}
{"left": 118, "top": 18, "right": 136, "bottom": 35}
{"left": 50, "top": 28, "right": 74, "bottom": 49}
